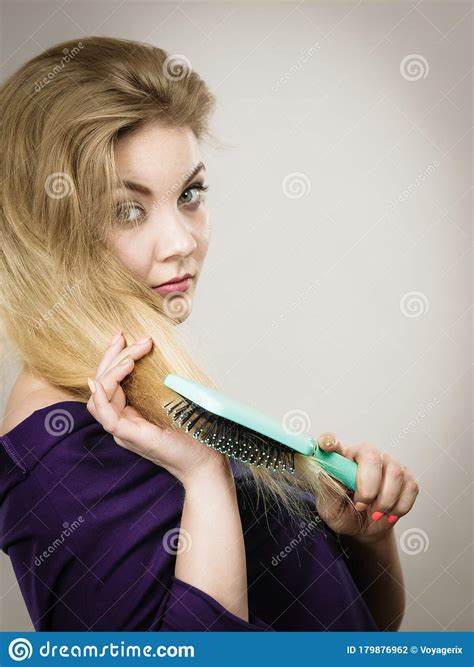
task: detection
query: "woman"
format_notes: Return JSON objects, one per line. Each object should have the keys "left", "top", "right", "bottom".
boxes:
{"left": 0, "top": 36, "right": 419, "bottom": 631}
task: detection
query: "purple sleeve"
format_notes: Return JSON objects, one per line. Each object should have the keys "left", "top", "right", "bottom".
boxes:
{"left": 0, "top": 428, "right": 274, "bottom": 632}
{"left": 155, "top": 576, "right": 273, "bottom": 631}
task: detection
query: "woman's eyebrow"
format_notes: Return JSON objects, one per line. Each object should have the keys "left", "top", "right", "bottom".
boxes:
{"left": 118, "top": 162, "right": 206, "bottom": 196}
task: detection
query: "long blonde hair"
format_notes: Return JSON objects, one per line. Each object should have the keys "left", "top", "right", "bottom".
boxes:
{"left": 0, "top": 36, "right": 356, "bottom": 525}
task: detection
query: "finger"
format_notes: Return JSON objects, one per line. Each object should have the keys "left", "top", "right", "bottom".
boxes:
{"left": 316, "top": 471, "right": 349, "bottom": 517}
{"left": 91, "top": 378, "right": 144, "bottom": 444}
{"left": 350, "top": 443, "right": 383, "bottom": 511}
{"left": 95, "top": 355, "right": 135, "bottom": 402}
{"left": 96, "top": 330, "right": 126, "bottom": 378}
{"left": 96, "top": 336, "right": 153, "bottom": 380}
{"left": 383, "top": 474, "right": 420, "bottom": 525}
{"left": 317, "top": 432, "right": 347, "bottom": 456}
{"left": 89, "top": 377, "right": 119, "bottom": 432}
{"left": 92, "top": 379, "right": 132, "bottom": 437}
{"left": 86, "top": 392, "right": 97, "bottom": 419}
{"left": 369, "top": 454, "right": 405, "bottom": 520}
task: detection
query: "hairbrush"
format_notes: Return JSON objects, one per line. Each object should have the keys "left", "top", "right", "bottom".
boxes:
{"left": 162, "top": 374, "right": 358, "bottom": 492}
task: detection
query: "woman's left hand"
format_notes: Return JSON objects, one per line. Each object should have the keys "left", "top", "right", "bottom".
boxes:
{"left": 314, "top": 434, "right": 420, "bottom": 542}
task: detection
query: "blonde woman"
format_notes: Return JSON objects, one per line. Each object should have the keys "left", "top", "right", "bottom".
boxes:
{"left": 0, "top": 36, "right": 419, "bottom": 631}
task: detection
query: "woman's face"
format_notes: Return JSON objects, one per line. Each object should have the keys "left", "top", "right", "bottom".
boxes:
{"left": 110, "top": 121, "right": 210, "bottom": 320}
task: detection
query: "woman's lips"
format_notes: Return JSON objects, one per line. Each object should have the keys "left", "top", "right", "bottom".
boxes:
{"left": 153, "top": 277, "right": 191, "bottom": 295}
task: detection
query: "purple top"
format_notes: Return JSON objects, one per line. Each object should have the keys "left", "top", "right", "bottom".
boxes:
{"left": 0, "top": 400, "right": 378, "bottom": 631}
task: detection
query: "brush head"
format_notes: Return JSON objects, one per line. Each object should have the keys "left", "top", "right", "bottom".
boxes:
{"left": 163, "top": 395, "right": 296, "bottom": 474}
{"left": 162, "top": 374, "right": 359, "bottom": 492}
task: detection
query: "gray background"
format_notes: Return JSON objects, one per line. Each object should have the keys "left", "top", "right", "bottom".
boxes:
{"left": 0, "top": 0, "right": 472, "bottom": 632}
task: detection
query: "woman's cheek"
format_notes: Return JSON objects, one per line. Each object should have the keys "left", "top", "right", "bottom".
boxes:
{"left": 198, "top": 211, "right": 211, "bottom": 246}
{"left": 110, "top": 230, "right": 153, "bottom": 279}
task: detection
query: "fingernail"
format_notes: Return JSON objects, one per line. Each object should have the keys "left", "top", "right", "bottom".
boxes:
{"left": 135, "top": 335, "right": 152, "bottom": 344}
{"left": 355, "top": 502, "right": 368, "bottom": 512}
{"left": 87, "top": 377, "right": 96, "bottom": 394}
{"left": 318, "top": 432, "right": 337, "bottom": 448}
{"left": 371, "top": 511, "right": 385, "bottom": 521}
{"left": 387, "top": 514, "right": 399, "bottom": 524}
{"left": 110, "top": 329, "right": 122, "bottom": 345}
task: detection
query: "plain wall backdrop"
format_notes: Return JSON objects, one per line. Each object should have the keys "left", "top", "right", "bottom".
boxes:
{"left": 0, "top": 0, "right": 472, "bottom": 632}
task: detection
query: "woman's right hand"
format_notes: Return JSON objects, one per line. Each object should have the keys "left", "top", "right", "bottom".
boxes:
{"left": 86, "top": 330, "right": 229, "bottom": 486}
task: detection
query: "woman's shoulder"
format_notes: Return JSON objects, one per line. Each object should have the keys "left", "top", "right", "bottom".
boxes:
{"left": 0, "top": 364, "right": 182, "bottom": 495}
{"left": 1, "top": 365, "right": 80, "bottom": 437}
{"left": 0, "top": 375, "right": 184, "bottom": 536}
{"left": 0, "top": 370, "right": 94, "bottom": 504}
{"left": 0, "top": 368, "right": 109, "bottom": 500}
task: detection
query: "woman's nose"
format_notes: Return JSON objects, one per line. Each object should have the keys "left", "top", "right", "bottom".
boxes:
{"left": 152, "top": 212, "right": 197, "bottom": 260}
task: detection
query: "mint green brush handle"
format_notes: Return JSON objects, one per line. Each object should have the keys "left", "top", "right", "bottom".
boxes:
{"left": 164, "top": 374, "right": 358, "bottom": 492}
{"left": 309, "top": 441, "right": 357, "bottom": 492}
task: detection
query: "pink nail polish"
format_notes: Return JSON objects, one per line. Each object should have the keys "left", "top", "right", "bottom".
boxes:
{"left": 387, "top": 514, "right": 399, "bottom": 524}
{"left": 371, "top": 511, "right": 385, "bottom": 521}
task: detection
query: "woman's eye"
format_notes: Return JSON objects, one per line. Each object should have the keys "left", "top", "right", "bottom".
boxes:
{"left": 115, "top": 202, "right": 145, "bottom": 225}
{"left": 179, "top": 183, "right": 209, "bottom": 208}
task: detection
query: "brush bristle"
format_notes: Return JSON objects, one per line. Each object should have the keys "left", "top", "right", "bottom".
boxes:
{"left": 163, "top": 396, "right": 295, "bottom": 474}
